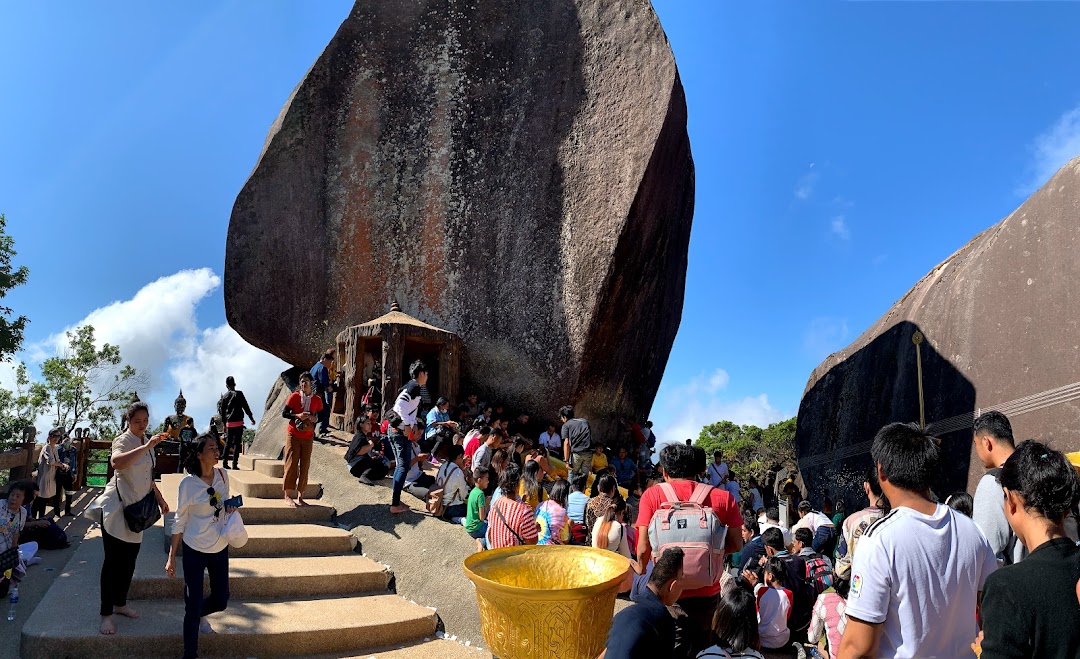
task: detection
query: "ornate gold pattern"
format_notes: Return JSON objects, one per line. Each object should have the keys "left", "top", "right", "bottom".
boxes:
{"left": 464, "top": 545, "right": 631, "bottom": 658}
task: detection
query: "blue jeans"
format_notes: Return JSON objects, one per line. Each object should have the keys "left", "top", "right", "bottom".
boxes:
{"left": 182, "top": 544, "right": 229, "bottom": 659}
{"left": 390, "top": 435, "right": 412, "bottom": 506}
{"left": 444, "top": 503, "right": 467, "bottom": 524}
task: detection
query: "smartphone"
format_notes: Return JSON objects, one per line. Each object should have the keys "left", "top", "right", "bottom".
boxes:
{"left": 223, "top": 495, "right": 243, "bottom": 509}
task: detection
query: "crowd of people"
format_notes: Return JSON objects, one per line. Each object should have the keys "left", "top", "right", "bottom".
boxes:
{"left": 333, "top": 358, "right": 1080, "bottom": 658}
{"left": 602, "top": 411, "right": 1080, "bottom": 659}
{"left": 7, "top": 346, "right": 1078, "bottom": 659}
{"left": 342, "top": 360, "right": 661, "bottom": 554}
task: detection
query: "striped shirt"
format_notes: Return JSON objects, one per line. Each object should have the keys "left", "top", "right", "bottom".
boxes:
{"left": 488, "top": 497, "right": 539, "bottom": 549}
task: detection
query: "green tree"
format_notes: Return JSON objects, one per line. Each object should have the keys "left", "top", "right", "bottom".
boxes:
{"left": 696, "top": 416, "right": 797, "bottom": 483}
{"left": 0, "top": 363, "right": 50, "bottom": 450}
{"left": 0, "top": 214, "right": 29, "bottom": 360}
{"left": 39, "top": 325, "right": 147, "bottom": 434}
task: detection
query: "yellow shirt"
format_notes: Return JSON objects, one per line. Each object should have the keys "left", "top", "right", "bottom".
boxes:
{"left": 517, "top": 480, "right": 549, "bottom": 509}
{"left": 592, "top": 452, "right": 608, "bottom": 473}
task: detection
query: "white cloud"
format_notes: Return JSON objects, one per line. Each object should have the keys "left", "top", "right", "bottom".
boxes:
{"left": 1024, "top": 105, "right": 1080, "bottom": 193}
{"left": 830, "top": 216, "right": 851, "bottom": 241}
{"left": 21, "top": 269, "right": 287, "bottom": 433}
{"left": 794, "top": 167, "right": 819, "bottom": 200}
{"left": 650, "top": 370, "right": 789, "bottom": 456}
{"left": 170, "top": 325, "right": 289, "bottom": 426}
{"left": 803, "top": 316, "right": 851, "bottom": 360}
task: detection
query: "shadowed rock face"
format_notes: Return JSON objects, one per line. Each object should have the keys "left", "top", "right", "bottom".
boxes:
{"left": 796, "top": 157, "right": 1080, "bottom": 504}
{"left": 226, "top": 0, "right": 694, "bottom": 434}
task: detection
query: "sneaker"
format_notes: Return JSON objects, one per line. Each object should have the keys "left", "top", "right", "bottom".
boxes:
{"left": 792, "top": 642, "right": 808, "bottom": 659}
{"left": 359, "top": 476, "right": 374, "bottom": 486}
{"left": 27, "top": 557, "right": 42, "bottom": 566}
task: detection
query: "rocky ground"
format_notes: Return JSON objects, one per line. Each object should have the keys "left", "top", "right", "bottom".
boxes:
{"left": 307, "top": 435, "right": 488, "bottom": 647}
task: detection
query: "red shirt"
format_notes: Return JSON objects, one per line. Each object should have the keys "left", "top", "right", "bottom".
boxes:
{"left": 634, "top": 479, "right": 744, "bottom": 598}
{"left": 464, "top": 433, "right": 482, "bottom": 459}
{"left": 284, "top": 391, "right": 323, "bottom": 439}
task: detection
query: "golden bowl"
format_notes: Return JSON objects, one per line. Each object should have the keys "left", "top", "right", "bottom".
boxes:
{"left": 463, "top": 545, "right": 631, "bottom": 659}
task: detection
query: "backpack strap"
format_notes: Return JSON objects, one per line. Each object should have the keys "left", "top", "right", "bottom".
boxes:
{"left": 689, "top": 482, "right": 713, "bottom": 506}
{"left": 658, "top": 482, "right": 680, "bottom": 504}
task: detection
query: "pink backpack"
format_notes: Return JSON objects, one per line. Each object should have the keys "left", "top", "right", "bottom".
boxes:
{"left": 647, "top": 482, "right": 729, "bottom": 590}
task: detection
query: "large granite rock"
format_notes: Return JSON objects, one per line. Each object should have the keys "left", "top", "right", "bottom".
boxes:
{"left": 226, "top": 0, "right": 694, "bottom": 437}
{"left": 796, "top": 157, "right": 1080, "bottom": 505}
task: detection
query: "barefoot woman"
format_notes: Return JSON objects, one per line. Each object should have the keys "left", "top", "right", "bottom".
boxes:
{"left": 99, "top": 401, "right": 170, "bottom": 635}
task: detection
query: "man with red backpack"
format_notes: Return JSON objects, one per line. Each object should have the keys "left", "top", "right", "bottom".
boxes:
{"left": 634, "top": 443, "right": 744, "bottom": 658}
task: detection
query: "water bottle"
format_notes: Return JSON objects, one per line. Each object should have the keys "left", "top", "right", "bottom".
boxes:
{"left": 6, "top": 586, "right": 18, "bottom": 621}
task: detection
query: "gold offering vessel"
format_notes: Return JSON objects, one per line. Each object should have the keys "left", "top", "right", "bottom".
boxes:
{"left": 463, "top": 545, "right": 631, "bottom": 659}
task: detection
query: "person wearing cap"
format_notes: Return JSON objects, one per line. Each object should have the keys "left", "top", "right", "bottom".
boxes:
{"left": 424, "top": 396, "right": 457, "bottom": 463}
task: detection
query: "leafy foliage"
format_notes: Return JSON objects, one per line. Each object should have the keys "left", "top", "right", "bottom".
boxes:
{"left": 0, "top": 364, "right": 50, "bottom": 451}
{"left": 695, "top": 417, "right": 797, "bottom": 483}
{"left": 39, "top": 325, "right": 147, "bottom": 435}
{"left": 0, "top": 214, "right": 29, "bottom": 360}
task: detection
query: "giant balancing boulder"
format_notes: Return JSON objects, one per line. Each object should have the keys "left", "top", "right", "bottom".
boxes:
{"left": 796, "top": 157, "right": 1080, "bottom": 504}
{"left": 225, "top": 0, "right": 695, "bottom": 434}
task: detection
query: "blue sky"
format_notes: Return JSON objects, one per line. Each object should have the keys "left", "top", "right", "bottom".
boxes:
{"left": 2, "top": 1, "right": 1079, "bottom": 440}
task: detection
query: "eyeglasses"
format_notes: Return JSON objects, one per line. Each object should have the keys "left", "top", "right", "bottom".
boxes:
{"left": 207, "top": 487, "right": 223, "bottom": 519}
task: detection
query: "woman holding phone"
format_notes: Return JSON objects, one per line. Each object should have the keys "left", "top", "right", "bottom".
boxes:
{"left": 99, "top": 401, "right": 170, "bottom": 636}
{"left": 166, "top": 434, "right": 237, "bottom": 659}
{"left": 281, "top": 372, "right": 323, "bottom": 507}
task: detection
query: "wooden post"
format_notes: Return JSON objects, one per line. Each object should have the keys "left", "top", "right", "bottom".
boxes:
{"left": 382, "top": 326, "right": 403, "bottom": 417}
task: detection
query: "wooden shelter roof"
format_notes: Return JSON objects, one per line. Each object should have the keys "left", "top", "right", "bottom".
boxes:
{"left": 337, "top": 302, "right": 459, "bottom": 341}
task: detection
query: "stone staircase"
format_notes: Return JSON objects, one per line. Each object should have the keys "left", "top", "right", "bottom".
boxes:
{"left": 21, "top": 457, "right": 485, "bottom": 658}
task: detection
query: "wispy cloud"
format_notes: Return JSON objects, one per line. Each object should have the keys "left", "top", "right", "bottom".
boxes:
{"left": 830, "top": 216, "right": 851, "bottom": 241}
{"left": 804, "top": 316, "right": 851, "bottom": 360}
{"left": 794, "top": 163, "right": 818, "bottom": 200}
{"left": 650, "top": 369, "right": 788, "bottom": 451}
{"left": 1022, "top": 105, "right": 1080, "bottom": 194}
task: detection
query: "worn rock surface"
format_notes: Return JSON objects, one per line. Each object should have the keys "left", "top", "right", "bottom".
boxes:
{"left": 226, "top": 0, "right": 694, "bottom": 436}
{"left": 796, "top": 157, "right": 1080, "bottom": 504}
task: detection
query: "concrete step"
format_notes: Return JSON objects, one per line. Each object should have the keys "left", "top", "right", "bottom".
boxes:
{"left": 21, "top": 593, "right": 437, "bottom": 658}
{"left": 229, "top": 467, "right": 323, "bottom": 500}
{"left": 239, "top": 454, "right": 286, "bottom": 477}
{"left": 232, "top": 522, "right": 355, "bottom": 557}
{"left": 159, "top": 474, "right": 333, "bottom": 524}
{"left": 129, "top": 554, "right": 391, "bottom": 600}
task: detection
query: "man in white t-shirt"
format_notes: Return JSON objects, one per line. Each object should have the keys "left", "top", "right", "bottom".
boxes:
{"left": 706, "top": 450, "right": 729, "bottom": 487}
{"left": 839, "top": 422, "right": 997, "bottom": 659}
{"left": 538, "top": 424, "right": 561, "bottom": 453}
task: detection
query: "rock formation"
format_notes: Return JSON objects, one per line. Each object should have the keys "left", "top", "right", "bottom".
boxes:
{"left": 796, "top": 157, "right": 1080, "bottom": 504}
{"left": 226, "top": 0, "right": 695, "bottom": 438}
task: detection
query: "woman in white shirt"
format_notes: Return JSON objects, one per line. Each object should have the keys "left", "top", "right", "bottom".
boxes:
{"left": 436, "top": 445, "right": 471, "bottom": 522}
{"left": 33, "top": 428, "right": 68, "bottom": 518}
{"left": 165, "top": 434, "right": 237, "bottom": 659}
{"left": 99, "top": 401, "right": 169, "bottom": 636}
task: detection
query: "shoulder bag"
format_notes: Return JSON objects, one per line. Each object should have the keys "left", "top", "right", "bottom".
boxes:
{"left": 116, "top": 437, "right": 161, "bottom": 533}
{"left": 426, "top": 463, "right": 459, "bottom": 517}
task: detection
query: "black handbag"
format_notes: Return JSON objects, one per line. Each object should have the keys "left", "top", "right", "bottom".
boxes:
{"left": 116, "top": 486, "right": 161, "bottom": 534}
{"left": 0, "top": 547, "right": 19, "bottom": 573}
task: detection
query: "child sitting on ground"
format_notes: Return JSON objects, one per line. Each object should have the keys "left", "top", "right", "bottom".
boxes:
{"left": 756, "top": 557, "right": 794, "bottom": 651}
{"left": 463, "top": 467, "right": 489, "bottom": 552}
